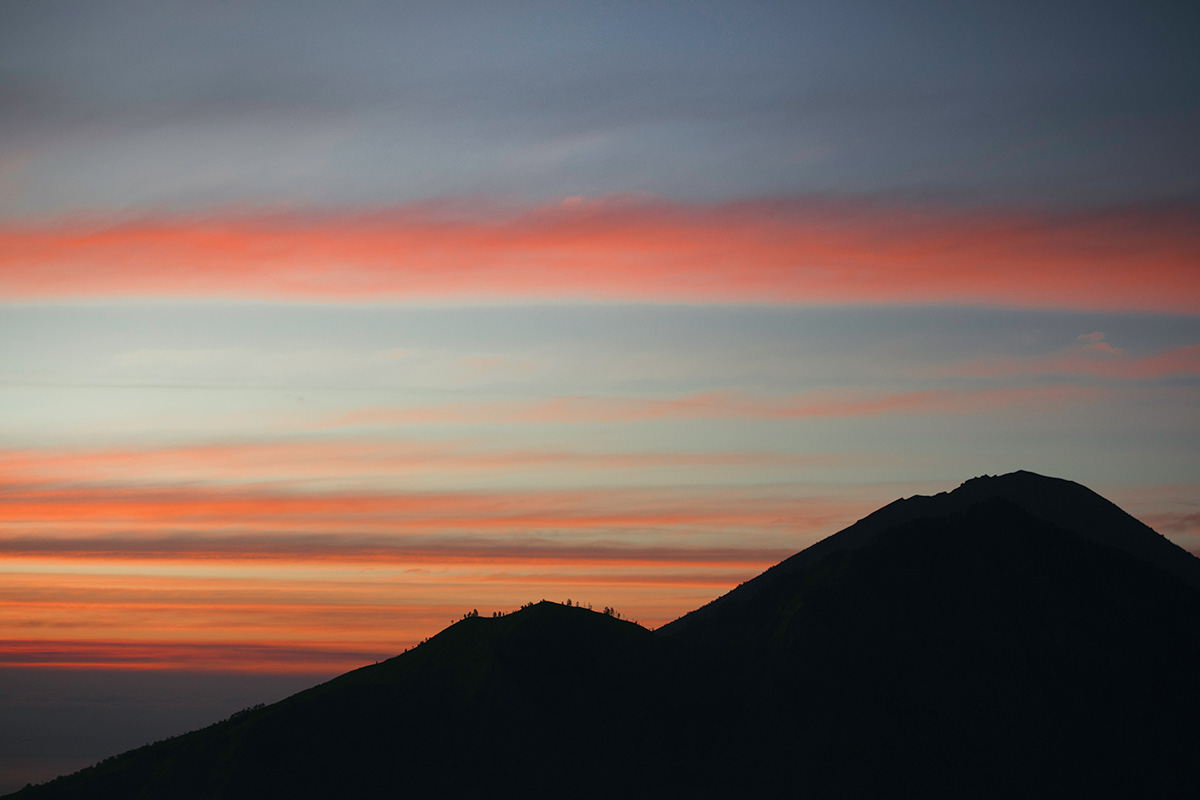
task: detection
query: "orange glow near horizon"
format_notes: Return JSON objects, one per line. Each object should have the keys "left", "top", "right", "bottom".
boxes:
{"left": 2, "top": 200, "right": 1197, "bottom": 311}
{"left": 0, "top": 450, "right": 874, "bottom": 670}
{"left": 0, "top": 547, "right": 785, "bottom": 670}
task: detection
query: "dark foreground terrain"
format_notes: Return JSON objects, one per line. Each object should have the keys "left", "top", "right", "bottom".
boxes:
{"left": 10, "top": 471, "right": 1200, "bottom": 798}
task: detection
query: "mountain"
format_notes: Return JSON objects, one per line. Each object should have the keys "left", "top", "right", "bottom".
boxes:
{"left": 10, "top": 471, "right": 1200, "bottom": 798}
{"left": 661, "top": 469, "right": 1200, "bottom": 640}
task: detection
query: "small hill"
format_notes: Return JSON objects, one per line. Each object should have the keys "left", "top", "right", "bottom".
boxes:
{"left": 9, "top": 603, "right": 696, "bottom": 799}
{"left": 10, "top": 472, "right": 1200, "bottom": 798}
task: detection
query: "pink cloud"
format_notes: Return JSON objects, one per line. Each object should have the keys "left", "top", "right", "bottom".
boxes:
{"left": 333, "top": 385, "right": 1099, "bottom": 428}
{"left": 1077, "top": 332, "right": 1123, "bottom": 355}
{"left": 2, "top": 198, "right": 1196, "bottom": 311}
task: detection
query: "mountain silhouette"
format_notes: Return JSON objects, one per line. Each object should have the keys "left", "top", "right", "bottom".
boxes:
{"left": 10, "top": 471, "right": 1200, "bottom": 798}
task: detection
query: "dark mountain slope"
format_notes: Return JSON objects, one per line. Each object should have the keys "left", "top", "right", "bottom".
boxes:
{"left": 660, "top": 470, "right": 1200, "bottom": 641}
{"left": 680, "top": 498, "right": 1200, "bottom": 797}
{"left": 941, "top": 471, "right": 1200, "bottom": 586}
{"left": 10, "top": 472, "right": 1200, "bottom": 798}
{"left": 12, "top": 603, "right": 711, "bottom": 799}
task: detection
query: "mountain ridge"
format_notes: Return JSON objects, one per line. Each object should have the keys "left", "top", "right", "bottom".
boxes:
{"left": 10, "top": 470, "right": 1200, "bottom": 799}
{"left": 660, "top": 470, "right": 1200, "bottom": 639}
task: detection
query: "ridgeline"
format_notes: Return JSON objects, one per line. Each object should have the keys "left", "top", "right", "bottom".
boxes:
{"left": 12, "top": 472, "right": 1200, "bottom": 798}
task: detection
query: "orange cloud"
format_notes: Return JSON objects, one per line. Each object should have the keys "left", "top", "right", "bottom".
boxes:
{"left": 0, "top": 539, "right": 778, "bottom": 670}
{"left": 0, "top": 473, "right": 871, "bottom": 673}
{"left": 0, "top": 534, "right": 803, "bottom": 670}
{"left": 0, "top": 440, "right": 842, "bottom": 486}
{"left": 0, "top": 482, "right": 833, "bottom": 534}
{"left": 2, "top": 199, "right": 1196, "bottom": 311}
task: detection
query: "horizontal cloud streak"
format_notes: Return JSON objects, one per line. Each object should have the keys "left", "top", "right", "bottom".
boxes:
{"left": 0, "top": 534, "right": 795, "bottom": 568}
{"left": 938, "top": 340, "right": 1200, "bottom": 381}
{"left": 0, "top": 466, "right": 871, "bottom": 674}
{"left": 2, "top": 199, "right": 1197, "bottom": 311}
{"left": 335, "top": 385, "right": 1100, "bottom": 427}
{"left": 0, "top": 481, "right": 839, "bottom": 535}
{"left": 0, "top": 440, "right": 847, "bottom": 486}
{"left": 0, "top": 639, "right": 406, "bottom": 673}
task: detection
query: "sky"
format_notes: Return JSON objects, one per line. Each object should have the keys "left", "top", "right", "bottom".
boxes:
{"left": 2, "top": 0, "right": 1199, "bottom": 791}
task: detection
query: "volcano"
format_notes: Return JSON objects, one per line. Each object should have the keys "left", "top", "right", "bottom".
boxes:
{"left": 11, "top": 471, "right": 1200, "bottom": 798}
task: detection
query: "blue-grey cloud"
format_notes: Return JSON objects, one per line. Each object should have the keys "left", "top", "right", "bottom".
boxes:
{"left": 2, "top": 1, "right": 1197, "bottom": 216}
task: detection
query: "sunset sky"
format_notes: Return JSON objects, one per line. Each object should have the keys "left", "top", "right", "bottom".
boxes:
{"left": 1, "top": 0, "right": 1199, "bottom": 789}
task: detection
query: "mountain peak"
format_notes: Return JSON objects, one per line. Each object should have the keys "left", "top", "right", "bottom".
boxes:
{"left": 662, "top": 470, "right": 1200, "bottom": 638}
{"left": 842, "top": 469, "right": 1200, "bottom": 588}
{"left": 952, "top": 468, "right": 1090, "bottom": 496}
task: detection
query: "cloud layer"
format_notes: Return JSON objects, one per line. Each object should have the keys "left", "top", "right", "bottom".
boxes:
{"left": 4, "top": 199, "right": 1197, "bottom": 311}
